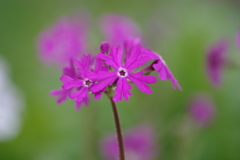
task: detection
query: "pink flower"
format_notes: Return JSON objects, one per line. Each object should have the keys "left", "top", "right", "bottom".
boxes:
{"left": 91, "top": 45, "right": 157, "bottom": 102}
{"left": 142, "top": 48, "right": 182, "bottom": 90}
{"left": 236, "top": 30, "right": 240, "bottom": 49}
{"left": 100, "top": 14, "right": 141, "bottom": 45}
{"left": 101, "top": 126, "right": 156, "bottom": 160}
{"left": 37, "top": 16, "right": 88, "bottom": 67}
{"left": 59, "top": 55, "right": 107, "bottom": 109}
{"left": 206, "top": 39, "right": 228, "bottom": 87}
{"left": 189, "top": 93, "right": 216, "bottom": 127}
{"left": 50, "top": 59, "right": 89, "bottom": 109}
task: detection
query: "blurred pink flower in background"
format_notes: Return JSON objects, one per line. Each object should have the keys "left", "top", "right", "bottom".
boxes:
{"left": 37, "top": 15, "right": 89, "bottom": 67}
{"left": 236, "top": 30, "right": 240, "bottom": 49}
{"left": 206, "top": 39, "right": 229, "bottom": 87}
{"left": 101, "top": 126, "right": 157, "bottom": 160}
{"left": 189, "top": 93, "right": 216, "bottom": 127}
{"left": 100, "top": 14, "right": 141, "bottom": 45}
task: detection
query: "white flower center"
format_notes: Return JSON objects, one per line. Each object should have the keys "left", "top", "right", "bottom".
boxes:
{"left": 117, "top": 68, "right": 128, "bottom": 77}
{"left": 83, "top": 78, "right": 92, "bottom": 87}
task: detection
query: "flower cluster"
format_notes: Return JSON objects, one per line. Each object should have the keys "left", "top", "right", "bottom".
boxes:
{"left": 57, "top": 39, "right": 180, "bottom": 108}
{"left": 39, "top": 14, "right": 181, "bottom": 109}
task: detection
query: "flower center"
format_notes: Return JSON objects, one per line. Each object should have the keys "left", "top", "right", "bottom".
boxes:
{"left": 83, "top": 79, "right": 92, "bottom": 87}
{"left": 117, "top": 68, "right": 128, "bottom": 77}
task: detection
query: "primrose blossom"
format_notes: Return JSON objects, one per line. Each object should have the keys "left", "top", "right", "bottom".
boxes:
{"left": 59, "top": 55, "right": 106, "bottom": 109}
{"left": 91, "top": 45, "right": 157, "bottom": 102}
{"left": 52, "top": 37, "right": 181, "bottom": 107}
{"left": 50, "top": 59, "right": 90, "bottom": 109}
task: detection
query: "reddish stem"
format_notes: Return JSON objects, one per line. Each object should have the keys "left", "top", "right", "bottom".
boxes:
{"left": 109, "top": 98, "right": 125, "bottom": 160}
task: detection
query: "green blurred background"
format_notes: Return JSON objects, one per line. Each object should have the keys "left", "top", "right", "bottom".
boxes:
{"left": 0, "top": 0, "right": 240, "bottom": 159}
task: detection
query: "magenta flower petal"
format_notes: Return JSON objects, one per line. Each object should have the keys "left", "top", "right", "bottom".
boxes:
{"left": 112, "top": 46, "right": 124, "bottom": 67}
{"left": 75, "top": 102, "right": 82, "bottom": 110}
{"left": 92, "top": 57, "right": 109, "bottom": 75}
{"left": 206, "top": 38, "right": 228, "bottom": 87}
{"left": 128, "top": 73, "right": 154, "bottom": 94}
{"left": 62, "top": 59, "right": 76, "bottom": 77}
{"left": 75, "top": 95, "right": 90, "bottom": 110}
{"left": 142, "top": 48, "right": 181, "bottom": 90}
{"left": 93, "top": 57, "right": 104, "bottom": 72}
{"left": 98, "top": 53, "right": 119, "bottom": 70}
{"left": 141, "top": 48, "right": 160, "bottom": 60}
{"left": 75, "top": 87, "right": 89, "bottom": 103}
{"left": 50, "top": 89, "right": 71, "bottom": 104}
{"left": 98, "top": 46, "right": 124, "bottom": 69}
{"left": 100, "top": 14, "right": 141, "bottom": 45}
{"left": 124, "top": 46, "right": 151, "bottom": 71}
{"left": 113, "top": 78, "right": 132, "bottom": 102}
{"left": 60, "top": 75, "right": 83, "bottom": 90}
{"left": 153, "top": 58, "right": 182, "bottom": 91}
{"left": 159, "top": 68, "right": 167, "bottom": 80}
{"left": 74, "top": 55, "right": 93, "bottom": 78}
{"left": 93, "top": 87, "right": 107, "bottom": 100}
{"left": 129, "top": 72, "right": 157, "bottom": 84}
{"left": 94, "top": 92, "right": 102, "bottom": 100}
{"left": 50, "top": 60, "right": 78, "bottom": 105}
{"left": 70, "top": 87, "right": 88, "bottom": 101}
{"left": 91, "top": 76, "right": 116, "bottom": 93}
{"left": 91, "top": 72, "right": 117, "bottom": 93}
{"left": 89, "top": 70, "right": 116, "bottom": 81}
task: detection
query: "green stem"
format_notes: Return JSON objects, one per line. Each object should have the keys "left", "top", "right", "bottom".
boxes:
{"left": 109, "top": 98, "right": 125, "bottom": 160}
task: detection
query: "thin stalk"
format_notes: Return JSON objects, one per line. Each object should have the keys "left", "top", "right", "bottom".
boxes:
{"left": 109, "top": 98, "right": 125, "bottom": 160}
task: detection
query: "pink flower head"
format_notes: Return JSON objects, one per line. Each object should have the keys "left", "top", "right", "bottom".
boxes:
{"left": 206, "top": 39, "right": 228, "bottom": 87}
{"left": 189, "top": 93, "right": 216, "bottom": 127}
{"left": 236, "top": 30, "right": 240, "bottom": 49}
{"left": 100, "top": 14, "right": 141, "bottom": 45}
{"left": 59, "top": 54, "right": 106, "bottom": 109}
{"left": 50, "top": 59, "right": 89, "bottom": 109}
{"left": 37, "top": 16, "right": 88, "bottom": 67}
{"left": 142, "top": 49, "right": 182, "bottom": 90}
{"left": 91, "top": 45, "right": 157, "bottom": 102}
{"left": 101, "top": 126, "right": 156, "bottom": 160}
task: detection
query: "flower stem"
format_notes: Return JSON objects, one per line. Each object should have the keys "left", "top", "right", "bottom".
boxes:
{"left": 109, "top": 98, "right": 125, "bottom": 160}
